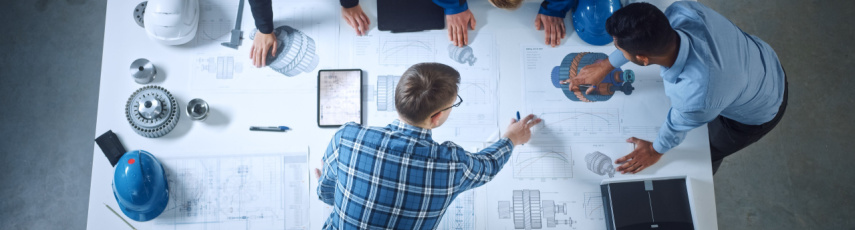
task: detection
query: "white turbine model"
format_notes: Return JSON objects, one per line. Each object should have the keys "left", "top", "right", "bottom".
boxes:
{"left": 143, "top": 0, "right": 199, "bottom": 45}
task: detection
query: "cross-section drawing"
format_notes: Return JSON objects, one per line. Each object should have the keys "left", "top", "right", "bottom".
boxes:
{"left": 498, "top": 190, "right": 575, "bottom": 229}
{"left": 376, "top": 75, "right": 401, "bottom": 111}
{"left": 250, "top": 25, "right": 319, "bottom": 77}
{"left": 448, "top": 44, "right": 477, "bottom": 66}
{"left": 585, "top": 151, "right": 615, "bottom": 178}
{"left": 550, "top": 52, "right": 634, "bottom": 102}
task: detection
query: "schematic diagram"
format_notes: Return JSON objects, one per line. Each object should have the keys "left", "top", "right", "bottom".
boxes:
{"left": 584, "top": 151, "right": 616, "bottom": 178}
{"left": 197, "top": 55, "right": 242, "bottom": 79}
{"left": 549, "top": 52, "right": 635, "bottom": 102}
{"left": 513, "top": 150, "right": 573, "bottom": 179}
{"left": 583, "top": 192, "right": 605, "bottom": 219}
{"left": 498, "top": 190, "right": 575, "bottom": 229}
{"left": 376, "top": 75, "right": 400, "bottom": 111}
{"left": 378, "top": 36, "right": 436, "bottom": 66}
{"left": 438, "top": 190, "right": 475, "bottom": 230}
{"left": 448, "top": 44, "right": 477, "bottom": 66}
{"left": 250, "top": 25, "right": 319, "bottom": 77}
{"left": 154, "top": 153, "right": 309, "bottom": 230}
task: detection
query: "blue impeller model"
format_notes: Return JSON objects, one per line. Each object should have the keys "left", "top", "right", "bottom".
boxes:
{"left": 550, "top": 52, "right": 634, "bottom": 102}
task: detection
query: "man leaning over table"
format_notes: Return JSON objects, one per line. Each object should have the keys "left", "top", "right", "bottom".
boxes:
{"left": 565, "top": 2, "right": 788, "bottom": 174}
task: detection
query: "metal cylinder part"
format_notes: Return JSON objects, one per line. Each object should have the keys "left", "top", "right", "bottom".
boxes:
{"left": 130, "top": 58, "right": 157, "bottom": 84}
{"left": 186, "top": 98, "right": 209, "bottom": 121}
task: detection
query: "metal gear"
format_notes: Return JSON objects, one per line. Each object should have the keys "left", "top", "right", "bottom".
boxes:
{"left": 250, "top": 25, "right": 319, "bottom": 77}
{"left": 125, "top": 85, "right": 180, "bottom": 138}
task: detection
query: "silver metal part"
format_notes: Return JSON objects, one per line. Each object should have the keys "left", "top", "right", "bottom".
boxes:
{"left": 250, "top": 26, "right": 318, "bottom": 77}
{"left": 186, "top": 98, "right": 209, "bottom": 121}
{"left": 221, "top": 0, "right": 244, "bottom": 49}
{"left": 125, "top": 85, "right": 180, "bottom": 138}
{"left": 130, "top": 58, "right": 157, "bottom": 84}
{"left": 133, "top": 2, "right": 147, "bottom": 28}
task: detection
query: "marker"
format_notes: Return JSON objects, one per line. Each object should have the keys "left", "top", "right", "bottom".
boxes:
{"left": 250, "top": 126, "right": 291, "bottom": 132}
{"left": 104, "top": 203, "right": 137, "bottom": 230}
{"left": 516, "top": 111, "right": 521, "bottom": 121}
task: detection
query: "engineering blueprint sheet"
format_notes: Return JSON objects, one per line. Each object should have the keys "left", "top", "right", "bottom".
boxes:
{"left": 187, "top": 0, "right": 340, "bottom": 93}
{"left": 481, "top": 45, "right": 674, "bottom": 230}
{"left": 342, "top": 31, "right": 500, "bottom": 147}
{"left": 153, "top": 153, "right": 310, "bottom": 230}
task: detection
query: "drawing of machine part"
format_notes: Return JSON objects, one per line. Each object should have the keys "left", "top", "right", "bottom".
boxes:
{"left": 498, "top": 190, "right": 574, "bottom": 229}
{"left": 448, "top": 44, "right": 477, "bottom": 66}
{"left": 250, "top": 26, "right": 319, "bottom": 77}
{"left": 550, "top": 52, "right": 635, "bottom": 102}
{"left": 376, "top": 75, "right": 401, "bottom": 111}
{"left": 126, "top": 86, "right": 180, "bottom": 138}
{"left": 585, "top": 151, "right": 615, "bottom": 178}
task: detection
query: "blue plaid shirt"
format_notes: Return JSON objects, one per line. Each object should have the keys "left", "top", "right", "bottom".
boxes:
{"left": 318, "top": 120, "right": 515, "bottom": 229}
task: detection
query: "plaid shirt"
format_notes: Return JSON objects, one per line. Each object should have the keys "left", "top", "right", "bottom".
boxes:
{"left": 318, "top": 120, "right": 515, "bottom": 229}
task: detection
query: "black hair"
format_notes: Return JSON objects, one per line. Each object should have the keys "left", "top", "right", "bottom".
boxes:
{"left": 606, "top": 2, "right": 676, "bottom": 56}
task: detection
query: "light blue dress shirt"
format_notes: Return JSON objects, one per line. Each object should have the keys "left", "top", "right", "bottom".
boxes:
{"left": 607, "top": 1, "right": 786, "bottom": 153}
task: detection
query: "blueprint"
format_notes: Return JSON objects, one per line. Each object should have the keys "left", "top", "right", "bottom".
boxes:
{"left": 345, "top": 32, "right": 499, "bottom": 146}
{"left": 154, "top": 153, "right": 310, "bottom": 230}
{"left": 188, "top": 0, "right": 340, "bottom": 92}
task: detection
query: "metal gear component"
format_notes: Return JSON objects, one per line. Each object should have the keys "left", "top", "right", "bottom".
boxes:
{"left": 125, "top": 85, "right": 180, "bottom": 138}
{"left": 133, "top": 1, "right": 147, "bottom": 28}
{"left": 448, "top": 44, "right": 477, "bottom": 66}
{"left": 551, "top": 52, "right": 635, "bottom": 102}
{"left": 585, "top": 151, "right": 616, "bottom": 178}
{"left": 250, "top": 25, "right": 319, "bottom": 77}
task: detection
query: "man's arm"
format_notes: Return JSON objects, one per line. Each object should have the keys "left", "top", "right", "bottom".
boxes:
{"left": 340, "top": 0, "right": 370, "bottom": 36}
{"left": 615, "top": 107, "right": 722, "bottom": 174}
{"left": 317, "top": 129, "right": 343, "bottom": 205}
{"left": 248, "top": 0, "right": 273, "bottom": 34}
{"left": 560, "top": 50, "right": 627, "bottom": 94}
{"left": 459, "top": 114, "right": 541, "bottom": 190}
{"left": 435, "top": 0, "right": 475, "bottom": 47}
{"left": 534, "top": 0, "right": 575, "bottom": 47}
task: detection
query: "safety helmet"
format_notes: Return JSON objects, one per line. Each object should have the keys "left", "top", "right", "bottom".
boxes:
{"left": 112, "top": 150, "right": 169, "bottom": 222}
{"left": 573, "top": 0, "right": 622, "bottom": 45}
{"left": 144, "top": 0, "right": 199, "bottom": 45}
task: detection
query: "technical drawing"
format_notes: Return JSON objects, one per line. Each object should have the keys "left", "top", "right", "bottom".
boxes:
{"left": 534, "top": 108, "right": 621, "bottom": 135}
{"left": 550, "top": 52, "right": 635, "bottom": 102}
{"left": 513, "top": 151, "right": 573, "bottom": 179}
{"left": 376, "top": 75, "right": 401, "bottom": 111}
{"left": 197, "top": 56, "right": 243, "bottom": 79}
{"left": 194, "top": 1, "right": 235, "bottom": 43}
{"left": 448, "top": 44, "right": 477, "bottom": 66}
{"left": 378, "top": 36, "right": 435, "bottom": 66}
{"left": 585, "top": 151, "right": 615, "bottom": 178}
{"left": 498, "top": 190, "right": 574, "bottom": 229}
{"left": 438, "top": 190, "right": 475, "bottom": 230}
{"left": 583, "top": 192, "right": 605, "bottom": 219}
{"left": 459, "top": 80, "right": 491, "bottom": 105}
{"left": 155, "top": 154, "right": 309, "bottom": 230}
{"left": 250, "top": 25, "right": 319, "bottom": 77}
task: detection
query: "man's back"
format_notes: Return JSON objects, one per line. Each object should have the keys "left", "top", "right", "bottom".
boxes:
{"left": 317, "top": 120, "right": 515, "bottom": 229}
{"left": 664, "top": 1, "right": 785, "bottom": 125}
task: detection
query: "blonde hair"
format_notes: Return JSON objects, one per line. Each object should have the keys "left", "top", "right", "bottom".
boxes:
{"left": 488, "top": 0, "right": 524, "bottom": 10}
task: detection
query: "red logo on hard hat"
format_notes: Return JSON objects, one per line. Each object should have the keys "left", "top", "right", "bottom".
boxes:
{"left": 129, "top": 158, "right": 135, "bottom": 164}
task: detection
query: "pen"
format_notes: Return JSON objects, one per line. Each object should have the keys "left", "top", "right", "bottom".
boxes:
{"left": 578, "top": 84, "right": 597, "bottom": 89}
{"left": 249, "top": 126, "right": 291, "bottom": 132}
{"left": 105, "top": 203, "right": 137, "bottom": 230}
{"left": 516, "top": 111, "right": 521, "bottom": 121}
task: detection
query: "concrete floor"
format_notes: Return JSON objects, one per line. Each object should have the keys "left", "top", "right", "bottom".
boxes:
{"left": 1, "top": 0, "right": 853, "bottom": 229}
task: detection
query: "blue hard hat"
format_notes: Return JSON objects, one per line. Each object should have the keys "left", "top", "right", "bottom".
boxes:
{"left": 573, "top": 0, "right": 622, "bottom": 45}
{"left": 112, "top": 150, "right": 169, "bottom": 222}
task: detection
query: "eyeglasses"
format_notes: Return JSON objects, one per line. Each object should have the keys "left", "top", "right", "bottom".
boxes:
{"left": 431, "top": 95, "right": 463, "bottom": 118}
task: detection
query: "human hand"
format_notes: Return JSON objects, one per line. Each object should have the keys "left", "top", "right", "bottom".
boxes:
{"left": 615, "top": 137, "right": 663, "bottom": 174}
{"left": 314, "top": 168, "right": 322, "bottom": 179}
{"left": 250, "top": 31, "right": 278, "bottom": 68}
{"left": 559, "top": 59, "right": 614, "bottom": 94}
{"left": 342, "top": 5, "right": 370, "bottom": 36}
{"left": 503, "top": 114, "right": 542, "bottom": 146}
{"left": 534, "top": 14, "right": 565, "bottom": 47}
{"left": 446, "top": 9, "right": 476, "bottom": 47}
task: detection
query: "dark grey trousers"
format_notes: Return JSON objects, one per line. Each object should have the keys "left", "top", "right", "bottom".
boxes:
{"left": 709, "top": 78, "right": 789, "bottom": 174}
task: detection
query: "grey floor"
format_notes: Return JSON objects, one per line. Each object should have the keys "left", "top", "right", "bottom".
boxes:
{"left": 1, "top": 0, "right": 853, "bottom": 229}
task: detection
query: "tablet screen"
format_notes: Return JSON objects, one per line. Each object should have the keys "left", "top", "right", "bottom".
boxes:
{"left": 317, "top": 69, "right": 362, "bottom": 127}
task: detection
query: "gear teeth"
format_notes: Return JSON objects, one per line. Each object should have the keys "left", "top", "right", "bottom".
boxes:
{"left": 125, "top": 85, "right": 179, "bottom": 138}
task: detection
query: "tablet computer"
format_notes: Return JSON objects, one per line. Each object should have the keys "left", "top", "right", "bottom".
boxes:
{"left": 317, "top": 69, "right": 363, "bottom": 127}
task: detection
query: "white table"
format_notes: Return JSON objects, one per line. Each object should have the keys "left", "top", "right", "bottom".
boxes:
{"left": 87, "top": 0, "right": 715, "bottom": 229}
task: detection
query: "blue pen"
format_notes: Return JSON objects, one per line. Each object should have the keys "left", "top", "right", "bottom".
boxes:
{"left": 249, "top": 126, "right": 291, "bottom": 132}
{"left": 516, "top": 111, "right": 521, "bottom": 121}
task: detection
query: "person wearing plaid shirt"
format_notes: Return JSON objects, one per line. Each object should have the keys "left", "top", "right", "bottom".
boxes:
{"left": 316, "top": 63, "right": 542, "bottom": 229}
